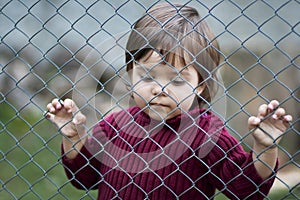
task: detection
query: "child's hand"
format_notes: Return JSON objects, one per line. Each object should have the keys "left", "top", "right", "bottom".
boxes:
{"left": 45, "top": 98, "right": 86, "bottom": 138}
{"left": 248, "top": 100, "right": 293, "bottom": 149}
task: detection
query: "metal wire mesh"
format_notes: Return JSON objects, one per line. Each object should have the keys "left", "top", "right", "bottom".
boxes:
{"left": 0, "top": 0, "right": 299, "bottom": 199}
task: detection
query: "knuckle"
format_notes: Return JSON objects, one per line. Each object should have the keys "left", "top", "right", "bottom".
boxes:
{"left": 277, "top": 108, "right": 286, "bottom": 115}
{"left": 258, "top": 104, "right": 267, "bottom": 112}
{"left": 259, "top": 104, "right": 267, "bottom": 108}
{"left": 52, "top": 98, "right": 59, "bottom": 104}
{"left": 270, "top": 99, "right": 279, "bottom": 104}
{"left": 64, "top": 99, "right": 75, "bottom": 108}
{"left": 46, "top": 103, "right": 52, "bottom": 109}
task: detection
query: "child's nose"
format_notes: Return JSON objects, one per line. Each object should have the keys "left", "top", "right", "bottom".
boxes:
{"left": 151, "top": 82, "right": 170, "bottom": 96}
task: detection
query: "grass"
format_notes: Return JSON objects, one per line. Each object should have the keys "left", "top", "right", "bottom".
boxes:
{"left": 0, "top": 101, "right": 97, "bottom": 199}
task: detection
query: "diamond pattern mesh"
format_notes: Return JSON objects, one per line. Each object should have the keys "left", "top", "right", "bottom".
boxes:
{"left": 0, "top": 0, "right": 299, "bottom": 199}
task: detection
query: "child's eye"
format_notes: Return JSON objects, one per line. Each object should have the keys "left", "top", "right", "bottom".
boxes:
{"left": 172, "top": 77, "right": 185, "bottom": 85}
{"left": 141, "top": 75, "right": 153, "bottom": 82}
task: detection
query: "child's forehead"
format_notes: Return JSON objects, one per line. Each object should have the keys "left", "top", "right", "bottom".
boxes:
{"left": 136, "top": 50, "right": 191, "bottom": 72}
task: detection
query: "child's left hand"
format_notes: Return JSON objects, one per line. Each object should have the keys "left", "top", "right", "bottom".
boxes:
{"left": 248, "top": 100, "right": 293, "bottom": 149}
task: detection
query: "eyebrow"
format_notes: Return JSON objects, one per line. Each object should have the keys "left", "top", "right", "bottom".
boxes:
{"left": 135, "top": 64, "right": 192, "bottom": 77}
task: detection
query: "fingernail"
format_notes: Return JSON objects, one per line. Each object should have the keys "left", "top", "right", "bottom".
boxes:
{"left": 284, "top": 115, "right": 292, "bottom": 122}
{"left": 44, "top": 112, "right": 50, "bottom": 119}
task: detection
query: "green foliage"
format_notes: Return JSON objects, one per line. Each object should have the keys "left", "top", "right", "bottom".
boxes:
{"left": 0, "top": 102, "right": 97, "bottom": 199}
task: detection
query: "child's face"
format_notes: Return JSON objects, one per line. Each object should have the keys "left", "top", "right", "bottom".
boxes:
{"left": 131, "top": 51, "right": 204, "bottom": 121}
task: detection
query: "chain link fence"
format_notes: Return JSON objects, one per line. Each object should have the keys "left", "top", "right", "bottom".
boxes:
{"left": 0, "top": 0, "right": 299, "bottom": 199}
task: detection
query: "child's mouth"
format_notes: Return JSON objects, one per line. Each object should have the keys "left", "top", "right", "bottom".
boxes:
{"left": 149, "top": 102, "right": 168, "bottom": 108}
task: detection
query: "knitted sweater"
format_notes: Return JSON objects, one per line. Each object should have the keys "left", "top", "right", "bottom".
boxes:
{"left": 61, "top": 106, "right": 276, "bottom": 200}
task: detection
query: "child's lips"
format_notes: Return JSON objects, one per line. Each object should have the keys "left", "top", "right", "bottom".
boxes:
{"left": 149, "top": 102, "right": 168, "bottom": 108}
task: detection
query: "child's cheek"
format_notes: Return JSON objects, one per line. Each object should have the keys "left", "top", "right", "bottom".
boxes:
{"left": 133, "top": 82, "right": 150, "bottom": 96}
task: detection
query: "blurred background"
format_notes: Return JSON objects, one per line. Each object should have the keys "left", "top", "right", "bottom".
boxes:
{"left": 0, "top": 0, "right": 299, "bottom": 199}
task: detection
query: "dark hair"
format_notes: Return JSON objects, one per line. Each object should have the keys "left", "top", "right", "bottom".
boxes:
{"left": 125, "top": 3, "right": 220, "bottom": 105}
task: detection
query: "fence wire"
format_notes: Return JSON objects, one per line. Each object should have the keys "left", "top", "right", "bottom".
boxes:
{"left": 0, "top": 0, "right": 299, "bottom": 199}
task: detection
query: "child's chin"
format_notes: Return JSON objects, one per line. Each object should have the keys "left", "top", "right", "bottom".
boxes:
{"left": 146, "top": 109, "right": 178, "bottom": 121}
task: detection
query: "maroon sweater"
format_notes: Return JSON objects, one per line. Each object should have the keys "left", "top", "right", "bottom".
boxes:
{"left": 62, "top": 106, "right": 276, "bottom": 199}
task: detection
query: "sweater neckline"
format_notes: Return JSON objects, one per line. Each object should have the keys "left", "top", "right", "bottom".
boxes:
{"left": 129, "top": 106, "right": 209, "bottom": 126}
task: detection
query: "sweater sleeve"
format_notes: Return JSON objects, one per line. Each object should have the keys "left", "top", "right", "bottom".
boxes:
{"left": 61, "top": 118, "right": 110, "bottom": 190}
{"left": 204, "top": 128, "right": 277, "bottom": 200}
{"left": 60, "top": 108, "right": 133, "bottom": 191}
{"left": 61, "top": 139, "right": 102, "bottom": 190}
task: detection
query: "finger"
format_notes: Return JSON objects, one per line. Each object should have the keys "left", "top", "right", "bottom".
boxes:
{"left": 46, "top": 102, "right": 55, "bottom": 113}
{"left": 248, "top": 116, "right": 261, "bottom": 130}
{"left": 268, "top": 100, "right": 280, "bottom": 111}
{"left": 283, "top": 115, "right": 293, "bottom": 122}
{"left": 45, "top": 112, "right": 55, "bottom": 122}
{"left": 281, "top": 115, "right": 293, "bottom": 130}
{"left": 52, "top": 98, "right": 63, "bottom": 110}
{"left": 63, "top": 98, "right": 78, "bottom": 113}
{"left": 258, "top": 104, "right": 268, "bottom": 119}
{"left": 272, "top": 107, "right": 286, "bottom": 120}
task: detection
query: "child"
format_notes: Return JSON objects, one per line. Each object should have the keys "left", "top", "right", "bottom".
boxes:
{"left": 45, "top": 3, "right": 293, "bottom": 200}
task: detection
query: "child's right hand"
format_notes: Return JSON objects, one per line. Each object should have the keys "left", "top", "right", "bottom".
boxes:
{"left": 45, "top": 98, "right": 86, "bottom": 138}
